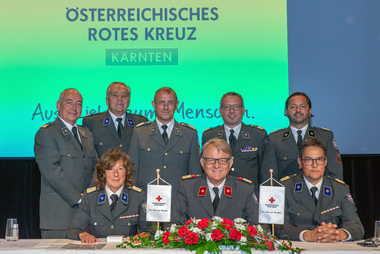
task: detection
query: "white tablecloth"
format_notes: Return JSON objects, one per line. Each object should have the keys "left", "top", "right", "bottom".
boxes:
{"left": 0, "top": 239, "right": 380, "bottom": 253}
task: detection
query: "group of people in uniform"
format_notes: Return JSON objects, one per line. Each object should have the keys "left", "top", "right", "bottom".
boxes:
{"left": 34, "top": 82, "right": 364, "bottom": 243}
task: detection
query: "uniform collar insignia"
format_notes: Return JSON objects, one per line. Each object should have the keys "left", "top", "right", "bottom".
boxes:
{"left": 98, "top": 193, "right": 106, "bottom": 204}
{"left": 308, "top": 130, "right": 316, "bottom": 138}
{"left": 241, "top": 131, "right": 250, "bottom": 139}
{"left": 323, "top": 186, "right": 332, "bottom": 197}
{"left": 283, "top": 131, "right": 291, "bottom": 139}
{"left": 294, "top": 182, "right": 303, "bottom": 193}
{"left": 150, "top": 126, "right": 157, "bottom": 135}
{"left": 79, "top": 129, "right": 87, "bottom": 138}
{"left": 175, "top": 127, "right": 182, "bottom": 136}
{"left": 121, "top": 192, "right": 128, "bottom": 203}
{"left": 104, "top": 118, "right": 110, "bottom": 126}
{"left": 62, "top": 127, "right": 70, "bottom": 136}
{"left": 198, "top": 186, "right": 207, "bottom": 196}
{"left": 127, "top": 118, "right": 134, "bottom": 127}
{"left": 224, "top": 186, "right": 232, "bottom": 197}
{"left": 216, "top": 130, "right": 223, "bottom": 138}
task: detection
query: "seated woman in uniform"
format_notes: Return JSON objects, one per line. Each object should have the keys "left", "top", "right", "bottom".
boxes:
{"left": 68, "top": 148, "right": 152, "bottom": 243}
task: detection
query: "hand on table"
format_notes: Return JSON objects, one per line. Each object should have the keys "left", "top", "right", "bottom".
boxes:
{"left": 303, "top": 222, "right": 348, "bottom": 243}
{"left": 79, "top": 232, "right": 100, "bottom": 244}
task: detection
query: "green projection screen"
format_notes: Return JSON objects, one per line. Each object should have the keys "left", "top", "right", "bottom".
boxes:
{"left": 0, "top": 0, "right": 289, "bottom": 157}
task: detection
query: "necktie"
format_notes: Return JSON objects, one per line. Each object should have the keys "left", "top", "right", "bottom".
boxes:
{"left": 71, "top": 127, "right": 83, "bottom": 150}
{"left": 110, "top": 194, "right": 118, "bottom": 212}
{"left": 229, "top": 129, "right": 236, "bottom": 152}
{"left": 162, "top": 125, "right": 169, "bottom": 146}
{"left": 297, "top": 130, "right": 303, "bottom": 149}
{"left": 310, "top": 186, "right": 318, "bottom": 206}
{"left": 116, "top": 118, "right": 123, "bottom": 139}
{"left": 212, "top": 187, "right": 220, "bottom": 212}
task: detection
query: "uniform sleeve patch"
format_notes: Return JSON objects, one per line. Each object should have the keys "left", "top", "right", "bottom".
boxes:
{"left": 346, "top": 193, "right": 355, "bottom": 204}
{"left": 336, "top": 153, "right": 342, "bottom": 164}
{"left": 333, "top": 139, "right": 339, "bottom": 150}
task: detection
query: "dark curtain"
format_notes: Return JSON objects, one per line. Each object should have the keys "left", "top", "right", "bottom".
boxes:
{"left": 0, "top": 155, "right": 379, "bottom": 239}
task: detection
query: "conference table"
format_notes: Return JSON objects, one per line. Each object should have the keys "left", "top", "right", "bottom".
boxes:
{"left": 1, "top": 239, "right": 380, "bottom": 254}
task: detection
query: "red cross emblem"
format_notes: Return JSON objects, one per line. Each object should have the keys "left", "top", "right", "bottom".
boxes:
{"left": 156, "top": 196, "right": 162, "bottom": 202}
{"left": 269, "top": 197, "right": 275, "bottom": 203}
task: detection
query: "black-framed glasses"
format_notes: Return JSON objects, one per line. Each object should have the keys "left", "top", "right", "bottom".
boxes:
{"left": 301, "top": 157, "right": 326, "bottom": 166}
{"left": 202, "top": 157, "right": 231, "bottom": 165}
{"left": 222, "top": 104, "right": 242, "bottom": 111}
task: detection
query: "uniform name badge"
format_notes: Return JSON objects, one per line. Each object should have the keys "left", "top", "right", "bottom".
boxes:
{"left": 146, "top": 184, "right": 172, "bottom": 222}
{"left": 259, "top": 185, "right": 285, "bottom": 224}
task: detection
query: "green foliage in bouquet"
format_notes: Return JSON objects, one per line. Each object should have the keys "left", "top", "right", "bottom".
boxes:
{"left": 117, "top": 217, "right": 303, "bottom": 254}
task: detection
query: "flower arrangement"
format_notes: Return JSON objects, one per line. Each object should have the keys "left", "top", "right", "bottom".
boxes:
{"left": 117, "top": 217, "right": 303, "bottom": 254}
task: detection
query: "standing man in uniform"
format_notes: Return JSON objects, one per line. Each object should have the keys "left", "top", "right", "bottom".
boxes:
{"left": 82, "top": 82, "right": 148, "bottom": 157}
{"left": 128, "top": 87, "right": 202, "bottom": 195}
{"left": 261, "top": 92, "right": 343, "bottom": 182}
{"left": 34, "top": 88, "right": 99, "bottom": 238}
{"left": 275, "top": 139, "right": 364, "bottom": 242}
{"left": 202, "top": 92, "right": 267, "bottom": 194}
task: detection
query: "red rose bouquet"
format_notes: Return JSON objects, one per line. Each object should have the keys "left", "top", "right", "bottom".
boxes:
{"left": 118, "top": 217, "right": 303, "bottom": 254}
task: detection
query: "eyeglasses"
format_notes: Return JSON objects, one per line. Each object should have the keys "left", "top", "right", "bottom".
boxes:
{"left": 301, "top": 157, "right": 326, "bottom": 166}
{"left": 202, "top": 157, "right": 231, "bottom": 165}
{"left": 222, "top": 104, "right": 242, "bottom": 111}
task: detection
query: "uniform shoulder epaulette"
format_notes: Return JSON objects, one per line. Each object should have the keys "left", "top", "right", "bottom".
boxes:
{"left": 85, "top": 112, "right": 103, "bottom": 117}
{"left": 280, "top": 174, "right": 297, "bottom": 182}
{"left": 270, "top": 128, "right": 285, "bottom": 134}
{"left": 314, "top": 126, "right": 331, "bottom": 132}
{"left": 327, "top": 176, "right": 346, "bottom": 185}
{"left": 79, "top": 125, "right": 90, "bottom": 131}
{"left": 182, "top": 174, "right": 201, "bottom": 180}
{"left": 136, "top": 121, "right": 151, "bottom": 128}
{"left": 203, "top": 125, "right": 221, "bottom": 132}
{"left": 249, "top": 124, "right": 265, "bottom": 131}
{"left": 86, "top": 187, "right": 97, "bottom": 193}
{"left": 40, "top": 122, "right": 54, "bottom": 129}
{"left": 130, "top": 186, "right": 142, "bottom": 192}
{"left": 128, "top": 112, "right": 149, "bottom": 120}
{"left": 180, "top": 122, "right": 196, "bottom": 130}
{"left": 235, "top": 176, "right": 252, "bottom": 184}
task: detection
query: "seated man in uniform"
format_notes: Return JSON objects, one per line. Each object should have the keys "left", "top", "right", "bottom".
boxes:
{"left": 275, "top": 139, "right": 364, "bottom": 242}
{"left": 172, "top": 138, "right": 262, "bottom": 228}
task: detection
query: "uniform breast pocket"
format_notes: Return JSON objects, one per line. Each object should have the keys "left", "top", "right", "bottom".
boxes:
{"left": 320, "top": 208, "right": 342, "bottom": 224}
{"left": 173, "top": 147, "right": 190, "bottom": 170}
{"left": 288, "top": 207, "right": 312, "bottom": 227}
{"left": 119, "top": 217, "right": 138, "bottom": 227}
{"left": 60, "top": 148, "right": 78, "bottom": 158}
{"left": 239, "top": 151, "right": 258, "bottom": 161}
{"left": 140, "top": 143, "right": 158, "bottom": 167}
{"left": 90, "top": 217, "right": 105, "bottom": 227}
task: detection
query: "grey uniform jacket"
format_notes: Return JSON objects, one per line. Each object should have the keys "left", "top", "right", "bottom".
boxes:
{"left": 34, "top": 118, "right": 99, "bottom": 230}
{"left": 82, "top": 111, "right": 148, "bottom": 158}
{"left": 128, "top": 120, "right": 202, "bottom": 194}
{"left": 261, "top": 126, "right": 343, "bottom": 182}
{"left": 202, "top": 123, "right": 267, "bottom": 194}
{"left": 275, "top": 173, "right": 364, "bottom": 241}
{"left": 68, "top": 186, "right": 152, "bottom": 239}
{"left": 172, "top": 174, "right": 260, "bottom": 226}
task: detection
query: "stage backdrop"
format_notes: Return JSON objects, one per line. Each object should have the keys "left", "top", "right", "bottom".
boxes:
{"left": 0, "top": 0, "right": 289, "bottom": 157}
